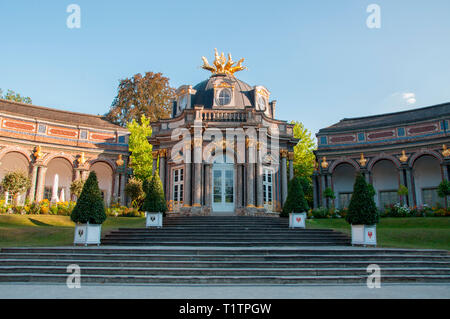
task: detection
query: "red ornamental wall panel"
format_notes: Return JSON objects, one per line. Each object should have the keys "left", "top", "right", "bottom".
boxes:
{"left": 2, "top": 119, "right": 35, "bottom": 132}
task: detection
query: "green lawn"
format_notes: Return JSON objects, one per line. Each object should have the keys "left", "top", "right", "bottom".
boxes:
{"left": 307, "top": 217, "right": 450, "bottom": 250}
{"left": 0, "top": 215, "right": 448, "bottom": 250}
{"left": 0, "top": 215, "right": 145, "bottom": 247}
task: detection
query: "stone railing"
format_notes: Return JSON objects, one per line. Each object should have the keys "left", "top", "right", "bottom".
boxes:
{"left": 201, "top": 110, "right": 247, "bottom": 122}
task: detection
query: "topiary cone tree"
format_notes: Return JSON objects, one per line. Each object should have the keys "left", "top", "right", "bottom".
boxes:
{"left": 70, "top": 171, "right": 106, "bottom": 225}
{"left": 281, "top": 177, "right": 309, "bottom": 217}
{"left": 142, "top": 171, "right": 167, "bottom": 215}
{"left": 345, "top": 173, "right": 379, "bottom": 225}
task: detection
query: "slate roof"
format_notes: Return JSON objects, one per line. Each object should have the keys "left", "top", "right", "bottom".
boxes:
{"left": 192, "top": 74, "right": 253, "bottom": 109}
{"left": 318, "top": 102, "right": 450, "bottom": 133}
{"left": 0, "top": 98, "right": 125, "bottom": 130}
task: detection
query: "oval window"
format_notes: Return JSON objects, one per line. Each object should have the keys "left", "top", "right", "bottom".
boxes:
{"left": 217, "top": 89, "right": 232, "bottom": 106}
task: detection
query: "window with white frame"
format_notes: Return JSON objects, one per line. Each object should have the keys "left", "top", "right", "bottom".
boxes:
{"left": 172, "top": 168, "right": 184, "bottom": 210}
{"left": 338, "top": 193, "right": 352, "bottom": 209}
{"left": 379, "top": 190, "right": 399, "bottom": 209}
{"left": 263, "top": 167, "right": 273, "bottom": 210}
{"left": 422, "top": 188, "right": 444, "bottom": 207}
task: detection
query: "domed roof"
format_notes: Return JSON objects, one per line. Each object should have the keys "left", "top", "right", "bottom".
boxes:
{"left": 191, "top": 74, "right": 253, "bottom": 109}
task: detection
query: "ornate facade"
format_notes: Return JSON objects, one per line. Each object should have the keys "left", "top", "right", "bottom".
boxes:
{"left": 313, "top": 102, "right": 450, "bottom": 209}
{"left": 149, "top": 51, "right": 297, "bottom": 216}
{"left": 0, "top": 99, "right": 130, "bottom": 206}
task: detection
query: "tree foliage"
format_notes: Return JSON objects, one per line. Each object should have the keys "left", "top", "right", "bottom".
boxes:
{"left": 70, "top": 172, "right": 106, "bottom": 224}
{"left": 125, "top": 177, "right": 145, "bottom": 208}
{"left": 70, "top": 179, "right": 86, "bottom": 199}
{"left": 1, "top": 171, "right": 31, "bottom": 200}
{"left": 346, "top": 173, "right": 379, "bottom": 225}
{"left": 438, "top": 180, "right": 450, "bottom": 198}
{"left": 106, "top": 72, "right": 175, "bottom": 126}
{"left": 127, "top": 115, "right": 154, "bottom": 181}
{"left": 281, "top": 177, "right": 309, "bottom": 217}
{"left": 142, "top": 172, "right": 167, "bottom": 214}
{"left": 290, "top": 121, "right": 316, "bottom": 179}
{"left": 0, "top": 89, "right": 32, "bottom": 104}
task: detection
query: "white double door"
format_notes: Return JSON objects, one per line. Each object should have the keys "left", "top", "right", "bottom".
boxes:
{"left": 212, "top": 164, "right": 235, "bottom": 213}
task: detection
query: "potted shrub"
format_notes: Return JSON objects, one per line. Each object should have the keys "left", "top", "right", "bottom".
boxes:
{"left": 142, "top": 172, "right": 166, "bottom": 228}
{"left": 282, "top": 177, "right": 309, "bottom": 228}
{"left": 345, "top": 173, "right": 379, "bottom": 246}
{"left": 438, "top": 180, "right": 450, "bottom": 208}
{"left": 70, "top": 172, "right": 106, "bottom": 246}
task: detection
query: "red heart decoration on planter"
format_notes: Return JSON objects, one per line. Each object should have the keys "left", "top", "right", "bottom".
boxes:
{"left": 368, "top": 231, "right": 373, "bottom": 238}
{"left": 296, "top": 217, "right": 302, "bottom": 223}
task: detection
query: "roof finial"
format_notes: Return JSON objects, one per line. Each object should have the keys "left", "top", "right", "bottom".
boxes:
{"left": 201, "top": 49, "right": 246, "bottom": 76}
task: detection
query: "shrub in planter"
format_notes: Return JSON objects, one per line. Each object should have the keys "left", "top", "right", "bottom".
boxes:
{"left": 282, "top": 177, "right": 309, "bottom": 228}
{"left": 70, "top": 172, "right": 106, "bottom": 245}
{"left": 346, "top": 173, "right": 379, "bottom": 246}
{"left": 142, "top": 172, "right": 166, "bottom": 227}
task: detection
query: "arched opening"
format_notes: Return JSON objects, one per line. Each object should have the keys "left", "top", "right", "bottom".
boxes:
{"left": 372, "top": 160, "right": 399, "bottom": 209}
{"left": 413, "top": 155, "right": 443, "bottom": 207}
{"left": 0, "top": 152, "right": 30, "bottom": 205}
{"left": 45, "top": 158, "right": 73, "bottom": 202}
{"left": 90, "top": 162, "right": 113, "bottom": 206}
{"left": 332, "top": 163, "right": 356, "bottom": 209}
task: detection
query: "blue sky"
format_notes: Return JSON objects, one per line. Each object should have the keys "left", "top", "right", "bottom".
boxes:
{"left": 1, "top": 0, "right": 450, "bottom": 137}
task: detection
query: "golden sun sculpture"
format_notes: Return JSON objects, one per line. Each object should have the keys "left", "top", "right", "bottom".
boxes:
{"left": 201, "top": 48, "right": 246, "bottom": 76}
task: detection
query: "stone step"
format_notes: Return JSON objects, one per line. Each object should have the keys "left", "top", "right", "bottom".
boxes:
{"left": 102, "top": 235, "right": 349, "bottom": 240}
{"left": 1, "top": 253, "right": 448, "bottom": 263}
{"left": 100, "top": 240, "right": 350, "bottom": 247}
{"left": 1, "top": 273, "right": 449, "bottom": 284}
{"left": 1, "top": 266, "right": 449, "bottom": 277}
{"left": 2, "top": 247, "right": 448, "bottom": 256}
{"left": 1, "top": 259, "right": 449, "bottom": 269}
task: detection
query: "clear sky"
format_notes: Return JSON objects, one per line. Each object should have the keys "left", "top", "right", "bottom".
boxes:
{"left": 1, "top": 0, "right": 450, "bottom": 138}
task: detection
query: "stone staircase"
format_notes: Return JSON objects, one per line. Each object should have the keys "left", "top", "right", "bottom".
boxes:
{"left": 102, "top": 216, "right": 351, "bottom": 246}
{"left": 0, "top": 217, "right": 448, "bottom": 284}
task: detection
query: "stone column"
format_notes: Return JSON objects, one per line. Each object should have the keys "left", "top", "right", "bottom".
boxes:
{"left": 442, "top": 164, "right": 449, "bottom": 181}
{"left": 113, "top": 173, "right": 120, "bottom": 203}
{"left": 28, "top": 165, "right": 38, "bottom": 202}
{"left": 288, "top": 151, "right": 294, "bottom": 181}
{"left": 405, "top": 167, "right": 414, "bottom": 207}
{"left": 35, "top": 166, "right": 47, "bottom": 202}
{"left": 204, "top": 164, "right": 212, "bottom": 208}
{"left": 120, "top": 173, "right": 127, "bottom": 206}
{"left": 159, "top": 149, "right": 166, "bottom": 190}
{"left": 256, "top": 143, "right": 264, "bottom": 208}
{"left": 81, "top": 170, "right": 89, "bottom": 180}
{"left": 236, "top": 164, "right": 243, "bottom": 208}
{"left": 193, "top": 138, "right": 202, "bottom": 207}
{"left": 321, "top": 173, "right": 327, "bottom": 208}
{"left": 152, "top": 151, "right": 159, "bottom": 174}
{"left": 312, "top": 173, "right": 318, "bottom": 209}
{"left": 246, "top": 138, "right": 256, "bottom": 207}
{"left": 280, "top": 149, "right": 288, "bottom": 205}
{"left": 74, "top": 169, "right": 81, "bottom": 180}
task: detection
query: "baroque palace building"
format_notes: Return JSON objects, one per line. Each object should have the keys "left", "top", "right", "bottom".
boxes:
{"left": 313, "top": 102, "right": 450, "bottom": 210}
{"left": 0, "top": 98, "right": 130, "bottom": 206}
{"left": 149, "top": 50, "right": 297, "bottom": 216}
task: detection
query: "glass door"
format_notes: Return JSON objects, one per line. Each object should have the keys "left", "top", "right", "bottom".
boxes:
{"left": 212, "top": 165, "right": 234, "bottom": 212}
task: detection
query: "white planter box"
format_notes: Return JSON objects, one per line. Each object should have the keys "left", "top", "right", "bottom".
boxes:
{"left": 289, "top": 212, "right": 307, "bottom": 228}
{"left": 74, "top": 223, "right": 102, "bottom": 246}
{"left": 351, "top": 224, "right": 377, "bottom": 246}
{"left": 146, "top": 212, "right": 163, "bottom": 228}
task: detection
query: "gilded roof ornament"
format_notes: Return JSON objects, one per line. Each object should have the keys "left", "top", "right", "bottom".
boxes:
{"left": 201, "top": 49, "right": 246, "bottom": 76}
{"left": 359, "top": 153, "right": 367, "bottom": 167}
{"left": 399, "top": 150, "right": 409, "bottom": 163}
{"left": 442, "top": 145, "right": 450, "bottom": 158}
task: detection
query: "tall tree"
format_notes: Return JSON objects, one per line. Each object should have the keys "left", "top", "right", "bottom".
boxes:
{"left": 291, "top": 121, "right": 316, "bottom": 179}
{"left": 0, "top": 89, "right": 32, "bottom": 104}
{"left": 106, "top": 72, "right": 175, "bottom": 126}
{"left": 127, "top": 115, "right": 154, "bottom": 182}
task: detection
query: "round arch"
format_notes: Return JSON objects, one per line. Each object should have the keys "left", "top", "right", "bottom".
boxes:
{"left": 368, "top": 155, "right": 401, "bottom": 171}
{"left": 409, "top": 150, "right": 443, "bottom": 167}
{"left": 45, "top": 157, "right": 74, "bottom": 202}
{"left": 90, "top": 161, "right": 114, "bottom": 206}
{"left": 412, "top": 154, "right": 443, "bottom": 207}
{"left": 329, "top": 159, "right": 360, "bottom": 174}
{"left": 371, "top": 159, "right": 400, "bottom": 208}
{"left": 332, "top": 162, "right": 357, "bottom": 209}
{"left": 42, "top": 152, "right": 76, "bottom": 167}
